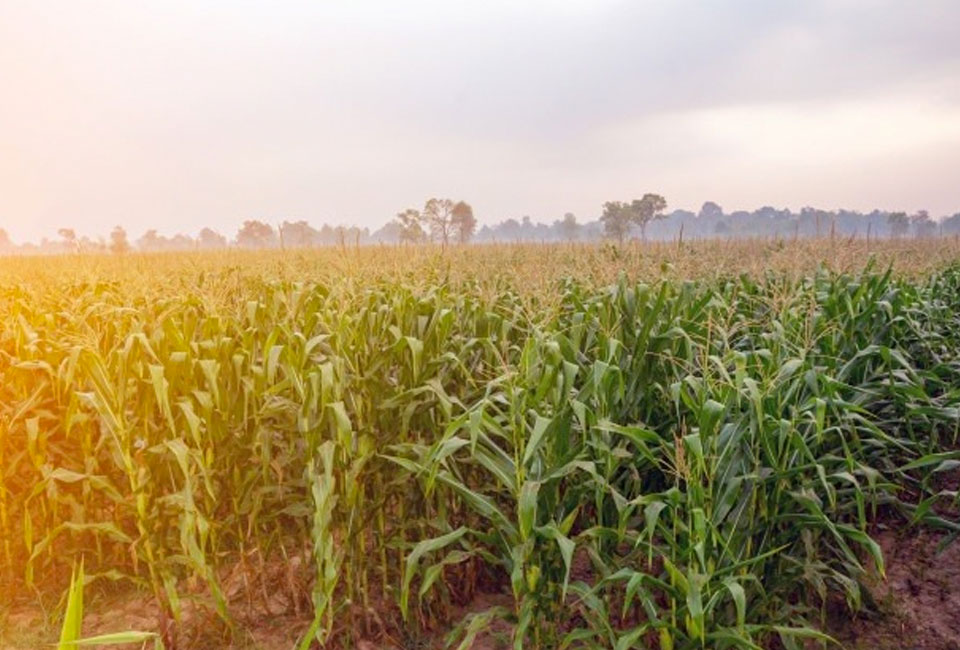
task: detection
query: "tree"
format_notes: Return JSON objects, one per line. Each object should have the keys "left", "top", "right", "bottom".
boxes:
{"left": 137, "top": 229, "right": 164, "bottom": 251}
{"left": 600, "top": 201, "right": 632, "bottom": 244}
{"left": 395, "top": 209, "right": 425, "bottom": 244}
{"left": 81, "top": 236, "right": 105, "bottom": 253}
{"left": 521, "top": 215, "right": 534, "bottom": 239}
{"left": 109, "top": 226, "right": 130, "bottom": 254}
{"left": 888, "top": 211, "right": 909, "bottom": 238}
{"left": 347, "top": 226, "right": 368, "bottom": 247}
{"left": 423, "top": 198, "right": 456, "bottom": 248}
{"left": 198, "top": 228, "right": 227, "bottom": 250}
{"left": 0, "top": 228, "right": 12, "bottom": 252}
{"left": 698, "top": 201, "right": 723, "bottom": 221}
{"left": 168, "top": 234, "right": 195, "bottom": 250}
{"left": 280, "top": 220, "right": 317, "bottom": 248}
{"left": 500, "top": 218, "right": 521, "bottom": 242}
{"left": 601, "top": 194, "right": 668, "bottom": 243}
{"left": 942, "top": 213, "right": 960, "bottom": 235}
{"left": 911, "top": 210, "right": 936, "bottom": 238}
{"left": 557, "top": 212, "right": 579, "bottom": 241}
{"left": 58, "top": 228, "right": 79, "bottom": 252}
{"left": 235, "top": 220, "right": 276, "bottom": 248}
{"left": 451, "top": 201, "right": 476, "bottom": 244}
{"left": 631, "top": 193, "right": 668, "bottom": 241}
{"left": 316, "top": 224, "right": 336, "bottom": 245}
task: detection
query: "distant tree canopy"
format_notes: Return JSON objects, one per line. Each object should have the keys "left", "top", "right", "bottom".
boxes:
{"left": 137, "top": 229, "right": 195, "bottom": 252}
{"left": 395, "top": 209, "right": 425, "bottom": 244}
{"left": 137, "top": 229, "right": 162, "bottom": 251}
{"left": 557, "top": 212, "right": 579, "bottom": 241}
{"left": 888, "top": 212, "right": 909, "bottom": 238}
{"left": 235, "top": 220, "right": 277, "bottom": 249}
{"left": 600, "top": 194, "right": 668, "bottom": 243}
{"left": 698, "top": 201, "right": 723, "bottom": 221}
{"left": 632, "top": 193, "right": 668, "bottom": 241}
{"left": 109, "top": 226, "right": 130, "bottom": 254}
{"left": 423, "top": 198, "right": 455, "bottom": 247}
{"left": 452, "top": 201, "right": 477, "bottom": 244}
{"left": 911, "top": 210, "right": 937, "bottom": 238}
{"left": 391, "top": 198, "right": 476, "bottom": 246}
{"left": 58, "top": 228, "right": 79, "bottom": 252}
{"left": 279, "top": 220, "right": 315, "bottom": 248}
{"left": 600, "top": 201, "right": 632, "bottom": 244}
{"left": 4, "top": 198, "right": 960, "bottom": 255}
{"left": 198, "top": 228, "right": 227, "bottom": 250}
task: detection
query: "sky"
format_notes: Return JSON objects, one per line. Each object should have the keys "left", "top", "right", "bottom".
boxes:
{"left": 1, "top": 0, "right": 960, "bottom": 243}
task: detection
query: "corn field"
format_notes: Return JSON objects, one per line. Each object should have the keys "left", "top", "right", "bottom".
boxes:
{"left": 1, "top": 241, "right": 959, "bottom": 649}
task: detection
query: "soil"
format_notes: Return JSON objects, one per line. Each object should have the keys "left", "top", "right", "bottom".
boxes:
{"left": 827, "top": 525, "right": 960, "bottom": 650}
{"left": 4, "top": 525, "right": 959, "bottom": 649}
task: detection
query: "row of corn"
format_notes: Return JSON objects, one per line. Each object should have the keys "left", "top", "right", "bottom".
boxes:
{"left": 1, "top": 261, "right": 959, "bottom": 648}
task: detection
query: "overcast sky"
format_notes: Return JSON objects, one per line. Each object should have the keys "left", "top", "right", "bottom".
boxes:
{"left": 2, "top": 0, "right": 959, "bottom": 242}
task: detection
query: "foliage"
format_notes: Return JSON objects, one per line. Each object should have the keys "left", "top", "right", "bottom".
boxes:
{"left": 452, "top": 201, "right": 477, "bottom": 244}
{"left": 109, "top": 226, "right": 130, "bottom": 254}
{"left": 601, "top": 194, "right": 668, "bottom": 242}
{"left": 57, "top": 562, "right": 162, "bottom": 649}
{"left": 235, "top": 219, "right": 277, "bottom": 248}
{"left": 557, "top": 212, "right": 580, "bottom": 241}
{"left": 888, "top": 212, "right": 909, "bottom": 238}
{"left": 600, "top": 201, "right": 632, "bottom": 243}
{"left": 4, "top": 203, "right": 960, "bottom": 255}
{"left": 395, "top": 208, "right": 427, "bottom": 244}
{"left": 0, "top": 243, "right": 958, "bottom": 649}
{"left": 423, "top": 198, "right": 456, "bottom": 247}
{"left": 630, "top": 193, "right": 667, "bottom": 240}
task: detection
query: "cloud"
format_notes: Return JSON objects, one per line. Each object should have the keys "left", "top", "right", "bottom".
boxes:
{"left": 1, "top": 0, "right": 959, "bottom": 241}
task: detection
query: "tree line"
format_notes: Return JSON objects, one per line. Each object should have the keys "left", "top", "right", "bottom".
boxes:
{"left": 2, "top": 197, "right": 959, "bottom": 254}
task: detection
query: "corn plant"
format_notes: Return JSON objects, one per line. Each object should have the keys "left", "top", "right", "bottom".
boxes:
{"left": 1, "top": 246, "right": 958, "bottom": 649}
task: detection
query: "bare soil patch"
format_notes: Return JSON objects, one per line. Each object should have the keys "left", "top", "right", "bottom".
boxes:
{"left": 4, "top": 521, "right": 959, "bottom": 649}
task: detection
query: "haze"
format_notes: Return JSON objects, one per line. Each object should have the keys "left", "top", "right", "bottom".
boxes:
{"left": 2, "top": 0, "right": 959, "bottom": 243}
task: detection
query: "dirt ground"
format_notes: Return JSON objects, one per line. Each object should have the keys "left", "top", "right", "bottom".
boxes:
{"left": 827, "top": 525, "right": 960, "bottom": 650}
{"left": 3, "top": 530, "right": 959, "bottom": 650}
